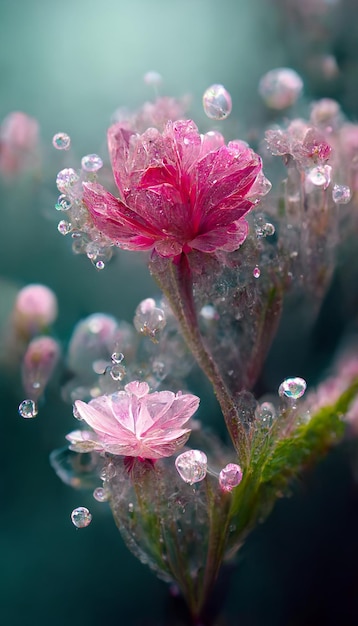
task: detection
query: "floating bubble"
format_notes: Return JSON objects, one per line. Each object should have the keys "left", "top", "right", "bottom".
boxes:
{"left": 55, "top": 194, "right": 72, "bottom": 211}
{"left": 259, "top": 68, "right": 303, "bottom": 109}
{"left": 18, "top": 398, "right": 38, "bottom": 418}
{"left": 111, "top": 352, "right": 124, "bottom": 364}
{"left": 57, "top": 220, "right": 71, "bottom": 235}
{"left": 56, "top": 168, "right": 79, "bottom": 193}
{"left": 253, "top": 266, "right": 261, "bottom": 279}
{"left": 93, "top": 487, "right": 108, "bottom": 502}
{"left": 52, "top": 132, "right": 71, "bottom": 150}
{"left": 332, "top": 184, "right": 351, "bottom": 205}
{"left": 306, "top": 164, "right": 332, "bottom": 189}
{"left": 278, "top": 376, "right": 307, "bottom": 400}
{"left": 134, "top": 298, "right": 166, "bottom": 342}
{"left": 71, "top": 506, "right": 92, "bottom": 528}
{"left": 95, "top": 260, "right": 105, "bottom": 270}
{"left": 219, "top": 463, "right": 243, "bottom": 492}
{"left": 110, "top": 364, "right": 126, "bottom": 381}
{"left": 81, "top": 154, "right": 103, "bottom": 172}
{"left": 143, "top": 71, "right": 162, "bottom": 86}
{"left": 202, "top": 84, "right": 232, "bottom": 120}
{"left": 175, "top": 449, "right": 207, "bottom": 485}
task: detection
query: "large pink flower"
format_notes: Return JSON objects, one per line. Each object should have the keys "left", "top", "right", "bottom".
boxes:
{"left": 67, "top": 381, "right": 199, "bottom": 459}
{"left": 83, "top": 120, "right": 266, "bottom": 258}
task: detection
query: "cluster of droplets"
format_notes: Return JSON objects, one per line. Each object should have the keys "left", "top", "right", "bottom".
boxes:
{"left": 52, "top": 133, "right": 114, "bottom": 270}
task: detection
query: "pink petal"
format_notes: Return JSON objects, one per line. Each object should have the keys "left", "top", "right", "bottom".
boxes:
{"left": 124, "top": 381, "right": 150, "bottom": 397}
{"left": 107, "top": 123, "right": 135, "bottom": 197}
{"left": 74, "top": 399, "right": 121, "bottom": 438}
{"left": 190, "top": 219, "right": 249, "bottom": 253}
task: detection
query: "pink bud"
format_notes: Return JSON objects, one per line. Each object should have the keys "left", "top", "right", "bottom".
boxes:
{"left": 0, "top": 111, "right": 39, "bottom": 177}
{"left": 13, "top": 284, "right": 58, "bottom": 340}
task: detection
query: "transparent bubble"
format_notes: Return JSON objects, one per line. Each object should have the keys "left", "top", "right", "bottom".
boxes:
{"left": 175, "top": 450, "right": 207, "bottom": 485}
{"left": 255, "top": 401, "right": 276, "bottom": 428}
{"left": 18, "top": 399, "right": 38, "bottom": 418}
{"left": 81, "top": 154, "right": 103, "bottom": 172}
{"left": 253, "top": 266, "right": 261, "bottom": 279}
{"left": 71, "top": 506, "right": 92, "bottom": 528}
{"left": 278, "top": 377, "right": 307, "bottom": 400}
{"left": 93, "top": 487, "right": 109, "bottom": 502}
{"left": 110, "top": 364, "right": 126, "bottom": 381}
{"left": 57, "top": 220, "right": 71, "bottom": 235}
{"left": 111, "top": 352, "right": 124, "bottom": 364}
{"left": 95, "top": 260, "right": 105, "bottom": 270}
{"left": 100, "top": 462, "right": 116, "bottom": 481}
{"left": 258, "top": 68, "right": 303, "bottom": 109}
{"left": 134, "top": 298, "right": 166, "bottom": 342}
{"left": 55, "top": 194, "right": 72, "bottom": 211}
{"left": 143, "top": 71, "right": 162, "bottom": 86}
{"left": 202, "top": 84, "right": 232, "bottom": 120}
{"left": 56, "top": 168, "right": 79, "bottom": 193}
{"left": 332, "top": 184, "right": 351, "bottom": 205}
{"left": 52, "top": 132, "right": 71, "bottom": 150}
{"left": 219, "top": 463, "right": 243, "bottom": 492}
{"left": 306, "top": 165, "right": 332, "bottom": 190}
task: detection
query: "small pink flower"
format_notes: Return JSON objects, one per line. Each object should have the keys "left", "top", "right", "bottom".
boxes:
{"left": 83, "top": 119, "right": 265, "bottom": 258}
{"left": 67, "top": 381, "right": 200, "bottom": 459}
{"left": 0, "top": 111, "right": 39, "bottom": 177}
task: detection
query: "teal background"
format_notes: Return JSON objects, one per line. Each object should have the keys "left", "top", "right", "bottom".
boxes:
{"left": 1, "top": 0, "right": 358, "bottom": 624}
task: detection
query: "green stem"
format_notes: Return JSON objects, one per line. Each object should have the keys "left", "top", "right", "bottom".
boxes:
{"left": 151, "top": 253, "right": 249, "bottom": 466}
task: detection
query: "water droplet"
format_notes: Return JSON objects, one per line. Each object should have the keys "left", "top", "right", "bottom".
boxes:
{"left": 128, "top": 502, "right": 134, "bottom": 513}
{"left": 219, "top": 463, "right": 243, "bottom": 492}
{"left": 332, "top": 184, "right": 351, "bottom": 204}
{"left": 52, "top": 132, "right": 71, "bottom": 150}
{"left": 55, "top": 194, "right": 72, "bottom": 211}
{"left": 18, "top": 399, "right": 38, "bottom": 418}
{"left": 258, "top": 68, "right": 303, "bottom": 109}
{"left": 133, "top": 298, "right": 166, "bottom": 342}
{"left": 253, "top": 266, "right": 261, "bottom": 279}
{"left": 202, "top": 84, "right": 232, "bottom": 120}
{"left": 264, "top": 222, "right": 275, "bottom": 236}
{"left": 111, "top": 352, "right": 124, "bottom": 364}
{"left": 143, "top": 71, "right": 162, "bottom": 86}
{"left": 72, "top": 404, "right": 83, "bottom": 420}
{"left": 95, "top": 260, "right": 105, "bottom": 270}
{"left": 57, "top": 220, "right": 71, "bottom": 235}
{"left": 306, "top": 165, "right": 332, "bottom": 189}
{"left": 175, "top": 450, "right": 207, "bottom": 485}
{"left": 199, "top": 304, "right": 219, "bottom": 321}
{"left": 255, "top": 401, "right": 276, "bottom": 428}
{"left": 110, "top": 364, "right": 126, "bottom": 381}
{"left": 81, "top": 154, "right": 103, "bottom": 172}
{"left": 100, "top": 462, "right": 116, "bottom": 481}
{"left": 71, "top": 506, "right": 92, "bottom": 528}
{"left": 93, "top": 487, "right": 108, "bottom": 502}
{"left": 278, "top": 376, "right": 307, "bottom": 400}
{"left": 56, "top": 168, "right": 79, "bottom": 193}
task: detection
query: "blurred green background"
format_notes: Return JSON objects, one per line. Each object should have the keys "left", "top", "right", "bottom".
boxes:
{"left": 1, "top": 0, "right": 358, "bottom": 624}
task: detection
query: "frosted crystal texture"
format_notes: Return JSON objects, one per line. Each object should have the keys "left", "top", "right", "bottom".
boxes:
{"left": 175, "top": 450, "right": 208, "bottom": 484}
{"left": 202, "top": 84, "right": 232, "bottom": 120}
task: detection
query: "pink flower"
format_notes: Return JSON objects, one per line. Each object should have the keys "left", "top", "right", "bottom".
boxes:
{"left": 0, "top": 111, "right": 39, "bottom": 177}
{"left": 83, "top": 119, "right": 265, "bottom": 258}
{"left": 67, "top": 381, "right": 200, "bottom": 459}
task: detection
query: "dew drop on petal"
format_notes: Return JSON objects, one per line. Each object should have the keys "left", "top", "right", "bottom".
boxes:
{"left": 56, "top": 168, "right": 79, "bottom": 193}
{"left": 55, "top": 194, "right": 72, "bottom": 211}
{"left": 258, "top": 68, "right": 303, "bottom": 109}
{"left": 57, "top": 220, "right": 71, "bottom": 235}
{"left": 175, "top": 450, "right": 207, "bottom": 485}
{"left": 81, "top": 154, "right": 103, "bottom": 172}
{"left": 93, "top": 487, "right": 108, "bottom": 502}
{"left": 332, "top": 184, "right": 351, "bottom": 204}
{"left": 219, "top": 463, "right": 243, "bottom": 492}
{"left": 253, "top": 266, "right": 261, "bottom": 279}
{"left": 52, "top": 132, "right": 71, "bottom": 150}
{"left": 278, "top": 377, "right": 307, "bottom": 400}
{"left": 18, "top": 399, "right": 38, "bottom": 418}
{"left": 202, "top": 84, "right": 232, "bottom": 120}
{"left": 71, "top": 506, "right": 92, "bottom": 528}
